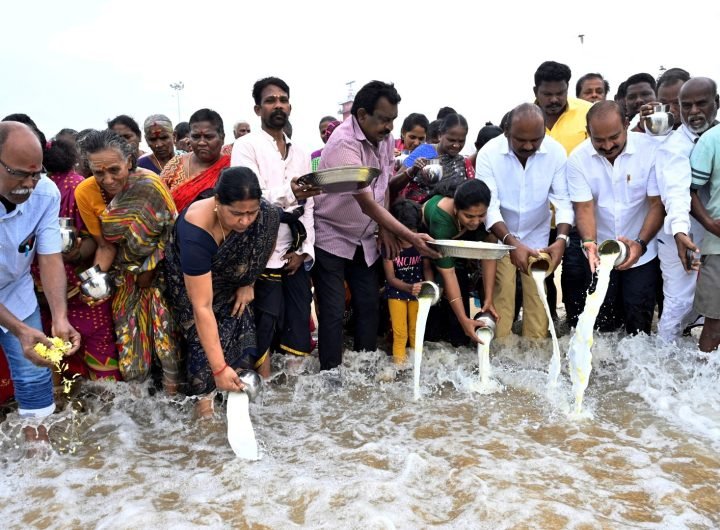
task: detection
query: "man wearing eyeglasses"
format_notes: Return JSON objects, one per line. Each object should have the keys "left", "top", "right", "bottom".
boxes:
{"left": 0, "top": 122, "right": 80, "bottom": 443}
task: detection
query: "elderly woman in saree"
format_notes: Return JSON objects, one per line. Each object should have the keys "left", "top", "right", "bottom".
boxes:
{"left": 137, "top": 114, "right": 176, "bottom": 174}
{"left": 160, "top": 108, "right": 230, "bottom": 212}
{"left": 164, "top": 167, "right": 279, "bottom": 416}
{"left": 74, "top": 130, "right": 180, "bottom": 392}
{"left": 390, "top": 113, "right": 475, "bottom": 204}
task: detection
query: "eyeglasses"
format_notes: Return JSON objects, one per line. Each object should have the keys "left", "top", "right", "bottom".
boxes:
{"left": 0, "top": 156, "right": 46, "bottom": 181}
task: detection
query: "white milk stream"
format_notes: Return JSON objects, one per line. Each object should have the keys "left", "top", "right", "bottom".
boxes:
{"left": 470, "top": 328, "right": 503, "bottom": 394}
{"left": 413, "top": 296, "right": 433, "bottom": 400}
{"left": 2, "top": 337, "right": 720, "bottom": 528}
{"left": 567, "top": 252, "right": 619, "bottom": 414}
{"left": 531, "top": 269, "right": 562, "bottom": 387}
{"left": 226, "top": 391, "right": 259, "bottom": 460}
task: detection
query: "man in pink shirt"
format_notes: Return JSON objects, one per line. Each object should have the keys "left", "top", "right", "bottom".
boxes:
{"left": 313, "top": 80, "right": 438, "bottom": 370}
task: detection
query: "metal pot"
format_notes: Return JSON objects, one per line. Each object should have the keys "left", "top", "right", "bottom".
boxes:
{"left": 419, "top": 163, "right": 443, "bottom": 183}
{"left": 417, "top": 281, "right": 441, "bottom": 305}
{"left": 473, "top": 311, "right": 497, "bottom": 339}
{"left": 643, "top": 103, "right": 674, "bottom": 136}
{"left": 598, "top": 239, "right": 628, "bottom": 268}
{"left": 78, "top": 264, "right": 113, "bottom": 300}
{"left": 236, "top": 369, "right": 262, "bottom": 402}
{"left": 528, "top": 251, "right": 552, "bottom": 278}
{"left": 59, "top": 217, "right": 77, "bottom": 254}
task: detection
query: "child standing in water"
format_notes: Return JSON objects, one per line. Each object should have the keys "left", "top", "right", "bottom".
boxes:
{"left": 383, "top": 200, "right": 434, "bottom": 364}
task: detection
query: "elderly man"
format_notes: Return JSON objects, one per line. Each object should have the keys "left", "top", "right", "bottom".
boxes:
{"left": 231, "top": 77, "right": 317, "bottom": 374}
{"left": 567, "top": 101, "right": 665, "bottom": 334}
{"left": 655, "top": 77, "right": 718, "bottom": 342}
{"left": 576, "top": 73, "right": 610, "bottom": 103}
{"left": 312, "top": 80, "right": 438, "bottom": 370}
{"left": 233, "top": 121, "right": 251, "bottom": 139}
{"left": 477, "top": 103, "right": 572, "bottom": 338}
{"left": 0, "top": 122, "right": 80, "bottom": 440}
{"left": 689, "top": 83, "right": 720, "bottom": 353}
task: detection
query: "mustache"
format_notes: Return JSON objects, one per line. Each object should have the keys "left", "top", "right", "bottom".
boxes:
{"left": 271, "top": 110, "right": 288, "bottom": 119}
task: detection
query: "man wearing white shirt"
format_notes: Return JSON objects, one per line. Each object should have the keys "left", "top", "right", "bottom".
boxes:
{"left": 655, "top": 77, "right": 718, "bottom": 342}
{"left": 568, "top": 101, "right": 665, "bottom": 334}
{"left": 477, "top": 103, "right": 573, "bottom": 338}
{"left": 231, "top": 76, "right": 319, "bottom": 362}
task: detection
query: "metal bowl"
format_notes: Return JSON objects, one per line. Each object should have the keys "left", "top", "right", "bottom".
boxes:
{"left": 429, "top": 240, "right": 514, "bottom": 261}
{"left": 298, "top": 165, "right": 380, "bottom": 193}
{"left": 236, "top": 369, "right": 262, "bottom": 402}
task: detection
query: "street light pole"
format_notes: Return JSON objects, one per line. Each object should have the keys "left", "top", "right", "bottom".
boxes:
{"left": 170, "top": 81, "right": 184, "bottom": 122}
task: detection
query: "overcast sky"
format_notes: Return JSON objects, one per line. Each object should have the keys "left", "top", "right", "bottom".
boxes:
{"left": 2, "top": 0, "right": 720, "bottom": 154}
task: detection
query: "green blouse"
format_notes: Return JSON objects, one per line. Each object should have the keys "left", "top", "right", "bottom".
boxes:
{"left": 423, "top": 194, "right": 489, "bottom": 269}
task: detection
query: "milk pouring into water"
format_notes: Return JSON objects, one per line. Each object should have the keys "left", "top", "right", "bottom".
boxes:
{"left": 226, "top": 391, "right": 259, "bottom": 460}
{"left": 472, "top": 327, "right": 503, "bottom": 394}
{"left": 413, "top": 296, "right": 433, "bottom": 400}
{"left": 530, "top": 268, "right": 562, "bottom": 387}
{"left": 567, "top": 251, "right": 619, "bottom": 414}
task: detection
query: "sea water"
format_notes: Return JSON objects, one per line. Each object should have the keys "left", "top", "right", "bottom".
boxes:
{"left": 567, "top": 252, "right": 618, "bottom": 414}
{"left": 1, "top": 325, "right": 719, "bottom": 528}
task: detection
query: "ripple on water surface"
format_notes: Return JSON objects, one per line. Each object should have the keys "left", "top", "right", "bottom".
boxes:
{"left": 1, "top": 335, "right": 719, "bottom": 529}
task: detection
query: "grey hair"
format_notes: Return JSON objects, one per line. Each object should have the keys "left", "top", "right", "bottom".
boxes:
{"left": 79, "top": 129, "right": 137, "bottom": 170}
{"left": 143, "top": 114, "right": 173, "bottom": 135}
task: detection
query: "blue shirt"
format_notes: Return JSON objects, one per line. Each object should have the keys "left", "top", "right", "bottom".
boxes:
{"left": 0, "top": 176, "right": 62, "bottom": 331}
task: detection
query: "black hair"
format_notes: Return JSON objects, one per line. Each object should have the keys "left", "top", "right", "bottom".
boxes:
{"left": 586, "top": 100, "right": 625, "bottom": 128}
{"left": 436, "top": 106, "right": 457, "bottom": 120}
{"left": 534, "top": 61, "right": 572, "bottom": 87}
{"left": 438, "top": 113, "right": 468, "bottom": 134}
{"left": 474, "top": 122, "right": 503, "bottom": 150}
{"left": 657, "top": 67, "right": 691, "bottom": 92}
{"left": 624, "top": 73, "right": 657, "bottom": 92}
{"left": 350, "top": 80, "right": 401, "bottom": 118}
{"left": 614, "top": 81, "right": 627, "bottom": 100}
{"left": 252, "top": 76, "right": 290, "bottom": 105}
{"left": 453, "top": 179, "right": 491, "bottom": 210}
{"left": 390, "top": 199, "right": 422, "bottom": 231}
{"left": 426, "top": 120, "right": 442, "bottom": 143}
{"left": 499, "top": 111, "right": 513, "bottom": 132}
{"left": 43, "top": 139, "right": 78, "bottom": 174}
{"left": 2, "top": 113, "right": 47, "bottom": 147}
{"left": 575, "top": 73, "right": 610, "bottom": 97}
{"left": 80, "top": 129, "right": 137, "bottom": 171}
{"left": 319, "top": 115, "right": 336, "bottom": 126}
{"left": 174, "top": 121, "right": 190, "bottom": 139}
{"left": 215, "top": 166, "right": 262, "bottom": 204}
{"left": 55, "top": 128, "right": 78, "bottom": 140}
{"left": 107, "top": 115, "right": 141, "bottom": 139}
{"left": 189, "top": 108, "right": 225, "bottom": 137}
{"left": 401, "top": 113, "right": 429, "bottom": 134}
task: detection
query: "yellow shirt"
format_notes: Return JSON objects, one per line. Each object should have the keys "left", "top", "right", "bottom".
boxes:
{"left": 546, "top": 98, "right": 592, "bottom": 155}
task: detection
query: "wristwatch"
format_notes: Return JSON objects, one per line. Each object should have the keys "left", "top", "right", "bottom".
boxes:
{"left": 634, "top": 238, "right": 647, "bottom": 256}
{"left": 555, "top": 234, "right": 569, "bottom": 245}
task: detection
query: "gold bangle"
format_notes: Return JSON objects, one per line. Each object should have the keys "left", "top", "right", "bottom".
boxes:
{"left": 449, "top": 296, "right": 462, "bottom": 304}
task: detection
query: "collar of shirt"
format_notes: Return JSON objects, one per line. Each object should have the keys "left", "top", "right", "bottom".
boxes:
{"left": 498, "top": 135, "right": 549, "bottom": 161}
{"left": 0, "top": 195, "right": 28, "bottom": 219}
{"left": 591, "top": 129, "right": 641, "bottom": 161}
{"left": 258, "top": 128, "right": 292, "bottom": 156}
{"left": 679, "top": 124, "right": 699, "bottom": 144}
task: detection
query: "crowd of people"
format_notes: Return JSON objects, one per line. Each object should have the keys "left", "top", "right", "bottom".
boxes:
{"left": 1, "top": 61, "right": 719, "bottom": 443}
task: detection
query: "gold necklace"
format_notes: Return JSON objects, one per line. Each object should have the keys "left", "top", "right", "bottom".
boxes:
{"left": 215, "top": 203, "right": 227, "bottom": 243}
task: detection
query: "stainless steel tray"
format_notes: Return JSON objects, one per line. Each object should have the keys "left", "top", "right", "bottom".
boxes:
{"left": 298, "top": 165, "right": 380, "bottom": 193}
{"left": 429, "top": 239, "right": 514, "bottom": 260}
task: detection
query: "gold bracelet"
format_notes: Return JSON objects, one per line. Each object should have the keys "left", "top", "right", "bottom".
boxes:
{"left": 449, "top": 296, "right": 462, "bottom": 304}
